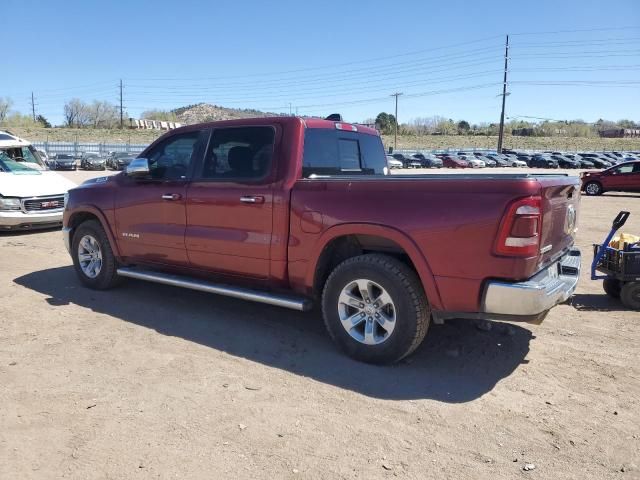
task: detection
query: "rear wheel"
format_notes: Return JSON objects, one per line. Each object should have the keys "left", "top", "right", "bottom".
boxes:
{"left": 72, "top": 220, "right": 121, "bottom": 290}
{"left": 321, "top": 254, "right": 430, "bottom": 364}
{"left": 603, "top": 278, "right": 622, "bottom": 298}
{"left": 584, "top": 181, "right": 603, "bottom": 196}
{"left": 621, "top": 282, "right": 640, "bottom": 310}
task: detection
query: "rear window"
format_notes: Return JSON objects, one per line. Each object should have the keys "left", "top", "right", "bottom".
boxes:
{"left": 302, "top": 129, "right": 386, "bottom": 177}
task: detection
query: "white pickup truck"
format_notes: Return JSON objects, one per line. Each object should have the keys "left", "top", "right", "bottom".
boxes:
{"left": 0, "top": 131, "right": 76, "bottom": 230}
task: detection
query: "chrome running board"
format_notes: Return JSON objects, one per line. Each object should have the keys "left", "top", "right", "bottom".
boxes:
{"left": 116, "top": 267, "right": 312, "bottom": 311}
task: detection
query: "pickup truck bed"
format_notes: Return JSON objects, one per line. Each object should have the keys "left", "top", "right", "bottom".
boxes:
{"left": 63, "top": 116, "right": 581, "bottom": 364}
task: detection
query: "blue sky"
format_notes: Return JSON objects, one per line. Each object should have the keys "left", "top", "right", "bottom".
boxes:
{"left": 1, "top": 0, "right": 639, "bottom": 126}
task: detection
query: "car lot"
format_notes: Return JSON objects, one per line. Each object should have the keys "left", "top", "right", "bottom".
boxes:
{"left": 1, "top": 169, "right": 639, "bottom": 479}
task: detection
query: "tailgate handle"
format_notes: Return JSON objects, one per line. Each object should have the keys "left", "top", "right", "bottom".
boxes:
{"left": 613, "top": 211, "right": 630, "bottom": 230}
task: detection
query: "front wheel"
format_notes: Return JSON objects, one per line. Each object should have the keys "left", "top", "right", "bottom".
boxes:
{"left": 621, "top": 282, "right": 640, "bottom": 310}
{"left": 321, "top": 254, "right": 430, "bottom": 364}
{"left": 72, "top": 220, "right": 121, "bottom": 290}
{"left": 584, "top": 181, "right": 603, "bottom": 196}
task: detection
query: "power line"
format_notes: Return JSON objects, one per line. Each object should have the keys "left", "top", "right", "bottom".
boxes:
{"left": 509, "top": 25, "right": 640, "bottom": 36}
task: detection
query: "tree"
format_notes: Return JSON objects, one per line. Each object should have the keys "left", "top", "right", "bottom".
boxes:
{"left": 457, "top": 120, "right": 470, "bottom": 134}
{"left": 141, "top": 109, "right": 179, "bottom": 122}
{"left": 0, "top": 97, "right": 12, "bottom": 123}
{"left": 64, "top": 98, "right": 90, "bottom": 127}
{"left": 88, "top": 100, "right": 120, "bottom": 128}
{"left": 36, "top": 115, "right": 51, "bottom": 128}
{"left": 375, "top": 112, "right": 396, "bottom": 135}
{"left": 617, "top": 119, "right": 637, "bottom": 129}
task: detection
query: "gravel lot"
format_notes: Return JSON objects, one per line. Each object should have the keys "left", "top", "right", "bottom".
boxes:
{"left": 1, "top": 169, "right": 639, "bottom": 479}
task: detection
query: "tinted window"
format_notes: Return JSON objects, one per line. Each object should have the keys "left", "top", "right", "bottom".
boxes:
{"left": 201, "top": 126, "right": 275, "bottom": 180}
{"left": 146, "top": 131, "right": 202, "bottom": 180}
{"left": 614, "top": 164, "right": 635, "bottom": 174}
{"left": 302, "top": 129, "right": 386, "bottom": 177}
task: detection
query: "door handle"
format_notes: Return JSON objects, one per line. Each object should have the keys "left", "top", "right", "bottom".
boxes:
{"left": 161, "top": 193, "right": 182, "bottom": 201}
{"left": 240, "top": 195, "right": 265, "bottom": 204}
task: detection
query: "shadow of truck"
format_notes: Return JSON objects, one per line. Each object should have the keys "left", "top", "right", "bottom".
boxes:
{"left": 15, "top": 266, "right": 533, "bottom": 403}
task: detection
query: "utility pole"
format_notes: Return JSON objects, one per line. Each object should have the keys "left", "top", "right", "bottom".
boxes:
{"left": 30, "top": 92, "right": 36, "bottom": 122}
{"left": 391, "top": 92, "right": 403, "bottom": 151}
{"left": 119, "top": 79, "right": 124, "bottom": 129}
{"left": 497, "top": 35, "right": 509, "bottom": 153}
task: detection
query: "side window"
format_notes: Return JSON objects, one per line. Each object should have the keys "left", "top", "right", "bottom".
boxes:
{"left": 146, "top": 131, "right": 202, "bottom": 180}
{"left": 201, "top": 126, "right": 275, "bottom": 180}
{"left": 614, "top": 164, "right": 634, "bottom": 174}
{"left": 302, "top": 129, "right": 386, "bottom": 177}
{"left": 634, "top": 163, "right": 640, "bottom": 173}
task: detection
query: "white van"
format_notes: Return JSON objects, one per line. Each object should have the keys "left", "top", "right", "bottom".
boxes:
{"left": 0, "top": 131, "right": 76, "bottom": 230}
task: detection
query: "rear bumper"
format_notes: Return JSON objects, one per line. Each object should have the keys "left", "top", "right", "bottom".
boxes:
{"left": 433, "top": 248, "right": 581, "bottom": 324}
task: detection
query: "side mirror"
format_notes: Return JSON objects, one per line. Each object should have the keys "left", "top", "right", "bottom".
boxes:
{"left": 126, "top": 158, "right": 150, "bottom": 177}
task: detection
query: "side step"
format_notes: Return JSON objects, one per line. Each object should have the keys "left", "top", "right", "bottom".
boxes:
{"left": 116, "top": 267, "right": 313, "bottom": 312}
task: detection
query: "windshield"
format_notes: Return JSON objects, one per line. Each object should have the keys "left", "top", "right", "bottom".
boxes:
{"left": 0, "top": 153, "right": 42, "bottom": 173}
{"left": 0, "top": 147, "right": 45, "bottom": 171}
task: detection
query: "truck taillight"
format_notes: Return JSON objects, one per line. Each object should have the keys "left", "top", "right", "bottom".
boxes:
{"left": 495, "top": 196, "right": 542, "bottom": 257}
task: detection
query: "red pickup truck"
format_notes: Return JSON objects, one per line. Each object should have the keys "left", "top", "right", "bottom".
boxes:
{"left": 63, "top": 116, "right": 581, "bottom": 364}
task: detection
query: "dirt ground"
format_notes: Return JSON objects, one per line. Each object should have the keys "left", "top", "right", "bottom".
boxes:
{"left": 1, "top": 169, "right": 639, "bottom": 480}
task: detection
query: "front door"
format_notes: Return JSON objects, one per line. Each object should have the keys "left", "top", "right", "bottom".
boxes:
{"left": 115, "top": 130, "right": 207, "bottom": 266}
{"left": 602, "top": 163, "right": 640, "bottom": 192}
{"left": 185, "top": 125, "right": 278, "bottom": 279}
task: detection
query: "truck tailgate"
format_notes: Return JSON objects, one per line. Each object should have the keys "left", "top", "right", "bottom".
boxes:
{"left": 538, "top": 176, "right": 580, "bottom": 267}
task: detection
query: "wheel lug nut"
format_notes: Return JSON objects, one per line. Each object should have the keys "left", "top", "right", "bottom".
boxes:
{"left": 361, "top": 312, "right": 365, "bottom": 317}
{"left": 368, "top": 317, "right": 372, "bottom": 321}
{"left": 359, "top": 303, "right": 364, "bottom": 308}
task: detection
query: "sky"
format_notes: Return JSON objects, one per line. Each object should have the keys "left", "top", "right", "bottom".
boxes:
{"left": 1, "top": 0, "right": 639, "bottom": 126}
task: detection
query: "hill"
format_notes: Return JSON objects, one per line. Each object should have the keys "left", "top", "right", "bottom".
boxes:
{"left": 172, "top": 103, "right": 281, "bottom": 124}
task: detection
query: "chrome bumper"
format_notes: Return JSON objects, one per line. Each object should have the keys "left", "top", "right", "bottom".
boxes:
{"left": 0, "top": 210, "right": 63, "bottom": 229}
{"left": 482, "top": 248, "right": 581, "bottom": 320}
{"left": 62, "top": 226, "right": 72, "bottom": 254}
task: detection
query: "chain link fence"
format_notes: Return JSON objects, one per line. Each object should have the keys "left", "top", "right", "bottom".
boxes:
{"left": 32, "top": 142, "right": 149, "bottom": 158}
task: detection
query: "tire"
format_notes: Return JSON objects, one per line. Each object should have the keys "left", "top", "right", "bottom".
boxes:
{"left": 71, "top": 220, "right": 121, "bottom": 290}
{"left": 584, "top": 181, "right": 603, "bottom": 196}
{"left": 621, "top": 282, "right": 640, "bottom": 310}
{"left": 603, "top": 278, "right": 621, "bottom": 298}
{"left": 321, "top": 254, "right": 430, "bottom": 364}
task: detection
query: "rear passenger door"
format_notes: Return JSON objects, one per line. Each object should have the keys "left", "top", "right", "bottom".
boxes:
{"left": 185, "top": 126, "right": 278, "bottom": 279}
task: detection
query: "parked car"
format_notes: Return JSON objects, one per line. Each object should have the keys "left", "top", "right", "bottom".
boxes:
{"left": 386, "top": 155, "right": 403, "bottom": 169}
{"left": 107, "top": 152, "right": 138, "bottom": 170}
{"left": 578, "top": 153, "right": 612, "bottom": 169}
{"left": 550, "top": 154, "right": 580, "bottom": 169}
{"left": 563, "top": 153, "right": 595, "bottom": 169}
{"left": 501, "top": 154, "right": 527, "bottom": 167}
{"left": 0, "top": 132, "right": 76, "bottom": 230}
{"left": 391, "top": 153, "right": 413, "bottom": 168}
{"left": 485, "top": 154, "right": 509, "bottom": 167}
{"left": 581, "top": 161, "right": 640, "bottom": 196}
{"left": 411, "top": 153, "right": 443, "bottom": 168}
{"left": 515, "top": 154, "right": 532, "bottom": 165}
{"left": 476, "top": 155, "right": 497, "bottom": 167}
{"left": 442, "top": 155, "right": 469, "bottom": 168}
{"left": 62, "top": 115, "right": 582, "bottom": 364}
{"left": 529, "top": 154, "right": 559, "bottom": 169}
{"left": 80, "top": 152, "right": 107, "bottom": 170}
{"left": 49, "top": 153, "right": 77, "bottom": 170}
{"left": 458, "top": 154, "right": 485, "bottom": 168}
